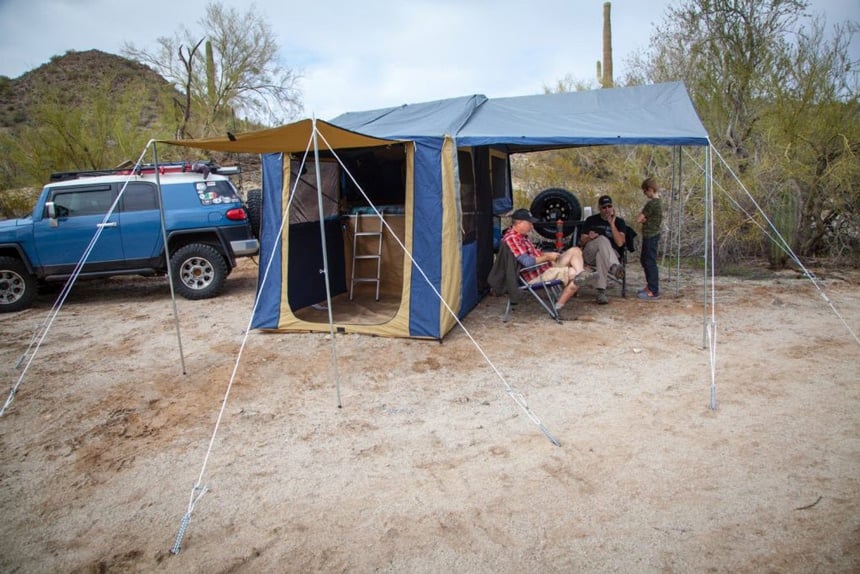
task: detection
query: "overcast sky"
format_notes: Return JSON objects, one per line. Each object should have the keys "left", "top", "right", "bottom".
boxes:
{"left": 0, "top": 0, "right": 857, "bottom": 121}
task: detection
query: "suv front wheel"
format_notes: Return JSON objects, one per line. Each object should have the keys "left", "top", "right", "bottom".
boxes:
{"left": 170, "top": 244, "right": 228, "bottom": 300}
{"left": 0, "top": 256, "right": 37, "bottom": 313}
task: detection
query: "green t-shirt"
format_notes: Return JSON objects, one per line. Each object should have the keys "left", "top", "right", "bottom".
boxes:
{"left": 641, "top": 197, "right": 662, "bottom": 238}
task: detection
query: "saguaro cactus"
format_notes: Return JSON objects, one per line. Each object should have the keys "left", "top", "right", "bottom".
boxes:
{"left": 598, "top": 2, "right": 614, "bottom": 88}
{"left": 205, "top": 40, "right": 216, "bottom": 103}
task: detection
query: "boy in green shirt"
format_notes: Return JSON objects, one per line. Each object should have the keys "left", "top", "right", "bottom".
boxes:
{"left": 635, "top": 177, "right": 662, "bottom": 299}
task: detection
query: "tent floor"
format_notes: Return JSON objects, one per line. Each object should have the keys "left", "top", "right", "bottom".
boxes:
{"left": 292, "top": 290, "right": 401, "bottom": 326}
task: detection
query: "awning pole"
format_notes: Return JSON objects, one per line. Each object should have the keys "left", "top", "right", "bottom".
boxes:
{"left": 675, "top": 146, "right": 684, "bottom": 296}
{"left": 703, "top": 144, "right": 717, "bottom": 410}
{"left": 151, "top": 142, "right": 187, "bottom": 375}
{"left": 311, "top": 117, "right": 342, "bottom": 408}
{"left": 702, "top": 146, "right": 710, "bottom": 352}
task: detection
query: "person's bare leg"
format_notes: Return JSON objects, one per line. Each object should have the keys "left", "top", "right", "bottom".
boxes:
{"left": 558, "top": 246, "right": 585, "bottom": 275}
{"left": 557, "top": 280, "right": 578, "bottom": 306}
{"left": 554, "top": 247, "right": 585, "bottom": 308}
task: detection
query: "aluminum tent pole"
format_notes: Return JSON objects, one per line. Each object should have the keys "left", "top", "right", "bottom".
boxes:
{"left": 660, "top": 148, "right": 673, "bottom": 286}
{"left": 705, "top": 144, "right": 718, "bottom": 410}
{"left": 675, "top": 146, "right": 683, "bottom": 296}
{"left": 311, "top": 117, "right": 342, "bottom": 408}
{"left": 702, "top": 145, "right": 710, "bottom": 351}
{"left": 661, "top": 146, "right": 681, "bottom": 296}
{"left": 151, "top": 142, "right": 187, "bottom": 374}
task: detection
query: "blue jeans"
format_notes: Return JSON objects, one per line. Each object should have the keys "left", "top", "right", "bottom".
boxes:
{"left": 640, "top": 234, "right": 660, "bottom": 295}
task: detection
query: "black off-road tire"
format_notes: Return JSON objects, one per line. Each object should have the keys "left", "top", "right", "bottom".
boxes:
{"left": 245, "top": 188, "right": 263, "bottom": 240}
{"left": 530, "top": 188, "right": 582, "bottom": 240}
{"left": 0, "top": 256, "right": 38, "bottom": 313}
{"left": 170, "top": 244, "right": 228, "bottom": 300}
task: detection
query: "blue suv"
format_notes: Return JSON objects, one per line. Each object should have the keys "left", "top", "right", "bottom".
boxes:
{"left": 0, "top": 162, "right": 259, "bottom": 312}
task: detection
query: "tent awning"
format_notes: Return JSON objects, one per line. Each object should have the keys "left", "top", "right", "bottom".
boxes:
{"left": 458, "top": 82, "right": 709, "bottom": 149}
{"left": 163, "top": 83, "right": 709, "bottom": 155}
{"left": 160, "top": 118, "right": 400, "bottom": 154}
{"left": 330, "top": 82, "right": 709, "bottom": 149}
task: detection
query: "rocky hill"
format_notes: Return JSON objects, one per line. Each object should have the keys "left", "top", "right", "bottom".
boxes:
{"left": 0, "top": 50, "right": 262, "bottom": 196}
{"left": 0, "top": 49, "right": 176, "bottom": 128}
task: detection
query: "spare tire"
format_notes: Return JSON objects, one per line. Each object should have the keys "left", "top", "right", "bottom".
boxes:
{"left": 245, "top": 188, "right": 263, "bottom": 239}
{"left": 529, "top": 188, "right": 582, "bottom": 239}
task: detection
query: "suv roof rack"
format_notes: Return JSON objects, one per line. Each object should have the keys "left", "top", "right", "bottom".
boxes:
{"left": 49, "top": 161, "right": 240, "bottom": 182}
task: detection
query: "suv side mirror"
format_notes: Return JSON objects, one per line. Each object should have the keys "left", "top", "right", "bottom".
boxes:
{"left": 45, "top": 201, "right": 58, "bottom": 227}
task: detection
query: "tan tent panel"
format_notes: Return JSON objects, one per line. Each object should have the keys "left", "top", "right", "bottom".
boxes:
{"left": 160, "top": 118, "right": 399, "bottom": 154}
{"left": 271, "top": 148, "right": 419, "bottom": 338}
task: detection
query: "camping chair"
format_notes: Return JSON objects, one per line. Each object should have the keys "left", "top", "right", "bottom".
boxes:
{"left": 504, "top": 263, "right": 565, "bottom": 323}
{"left": 489, "top": 241, "right": 564, "bottom": 324}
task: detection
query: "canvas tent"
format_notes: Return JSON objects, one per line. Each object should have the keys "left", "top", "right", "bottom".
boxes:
{"left": 166, "top": 81, "right": 710, "bottom": 340}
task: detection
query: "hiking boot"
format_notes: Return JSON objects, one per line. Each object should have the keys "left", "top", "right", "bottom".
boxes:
{"left": 596, "top": 289, "right": 609, "bottom": 305}
{"left": 574, "top": 269, "right": 597, "bottom": 287}
{"left": 609, "top": 263, "right": 625, "bottom": 281}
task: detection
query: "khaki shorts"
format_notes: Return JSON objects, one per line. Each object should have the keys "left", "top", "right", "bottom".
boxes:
{"left": 532, "top": 265, "right": 570, "bottom": 285}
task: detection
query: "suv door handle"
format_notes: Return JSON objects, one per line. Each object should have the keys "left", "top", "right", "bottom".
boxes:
{"left": 97, "top": 222, "right": 118, "bottom": 228}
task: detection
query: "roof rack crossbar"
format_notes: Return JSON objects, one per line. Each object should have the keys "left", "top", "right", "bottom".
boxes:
{"left": 49, "top": 160, "right": 239, "bottom": 182}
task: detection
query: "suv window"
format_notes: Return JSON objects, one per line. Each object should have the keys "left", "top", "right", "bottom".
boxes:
{"left": 196, "top": 180, "right": 242, "bottom": 205}
{"left": 52, "top": 186, "right": 113, "bottom": 217}
{"left": 121, "top": 182, "right": 159, "bottom": 212}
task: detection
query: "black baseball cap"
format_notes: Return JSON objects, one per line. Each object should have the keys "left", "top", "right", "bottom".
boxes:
{"left": 598, "top": 195, "right": 613, "bottom": 207}
{"left": 511, "top": 208, "right": 538, "bottom": 223}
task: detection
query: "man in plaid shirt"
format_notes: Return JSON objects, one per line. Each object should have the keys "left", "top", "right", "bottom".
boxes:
{"left": 502, "top": 208, "right": 590, "bottom": 311}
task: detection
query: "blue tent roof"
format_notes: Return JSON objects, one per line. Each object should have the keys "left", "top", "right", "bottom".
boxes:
{"left": 331, "top": 82, "right": 709, "bottom": 149}
{"left": 331, "top": 94, "right": 487, "bottom": 139}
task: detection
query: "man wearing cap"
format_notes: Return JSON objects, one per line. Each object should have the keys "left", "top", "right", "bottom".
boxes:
{"left": 501, "top": 208, "right": 589, "bottom": 312}
{"left": 578, "top": 195, "right": 627, "bottom": 305}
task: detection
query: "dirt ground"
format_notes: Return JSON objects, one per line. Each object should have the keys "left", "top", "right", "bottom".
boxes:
{"left": 0, "top": 258, "right": 858, "bottom": 573}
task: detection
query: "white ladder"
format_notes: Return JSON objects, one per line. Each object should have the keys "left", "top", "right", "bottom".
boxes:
{"left": 349, "top": 214, "right": 383, "bottom": 300}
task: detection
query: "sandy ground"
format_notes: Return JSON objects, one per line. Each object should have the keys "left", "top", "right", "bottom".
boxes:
{"left": 0, "top": 258, "right": 858, "bottom": 573}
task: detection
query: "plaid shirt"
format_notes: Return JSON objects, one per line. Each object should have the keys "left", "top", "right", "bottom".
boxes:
{"left": 502, "top": 227, "right": 549, "bottom": 282}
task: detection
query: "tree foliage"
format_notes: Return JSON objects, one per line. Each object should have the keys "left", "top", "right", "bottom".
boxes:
{"left": 646, "top": 0, "right": 808, "bottom": 166}
{"left": 0, "top": 74, "right": 178, "bottom": 214}
{"left": 520, "top": 1, "right": 858, "bottom": 265}
{"left": 123, "top": 1, "right": 302, "bottom": 138}
{"left": 627, "top": 0, "right": 859, "bottom": 264}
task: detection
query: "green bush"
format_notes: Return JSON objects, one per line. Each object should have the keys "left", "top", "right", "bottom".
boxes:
{"left": 0, "top": 187, "right": 39, "bottom": 219}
